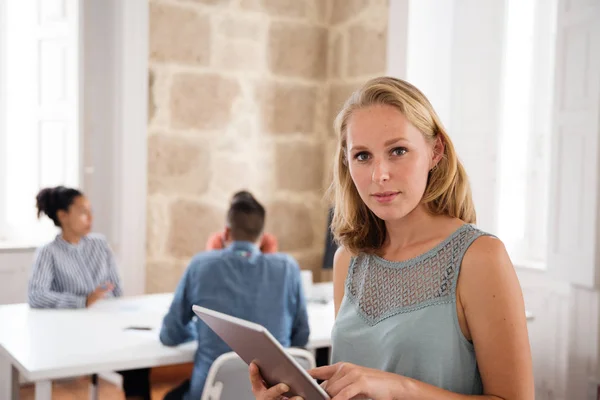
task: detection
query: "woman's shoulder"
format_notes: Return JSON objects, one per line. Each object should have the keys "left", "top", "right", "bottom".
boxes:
{"left": 460, "top": 233, "right": 513, "bottom": 284}
{"left": 333, "top": 246, "right": 358, "bottom": 276}
{"left": 35, "top": 239, "right": 57, "bottom": 256}
{"left": 465, "top": 232, "right": 506, "bottom": 255}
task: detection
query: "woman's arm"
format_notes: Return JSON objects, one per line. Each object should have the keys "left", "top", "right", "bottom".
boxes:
{"left": 102, "top": 238, "right": 123, "bottom": 297}
{"left": 333, "top": 247, "right": 352, "bottom": 317}
{"left": 28, "top": 247, "right": 87, "bottom": 309}
{"left": 456, "top": 236, "right": 534, "bottom": 399}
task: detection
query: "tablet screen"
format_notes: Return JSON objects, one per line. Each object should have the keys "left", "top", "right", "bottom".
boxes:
{"left": 192, "top": 305, "right": 330, "bottom": 399}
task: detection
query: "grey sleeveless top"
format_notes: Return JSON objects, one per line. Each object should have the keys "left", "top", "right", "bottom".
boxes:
{"left": 331, "top": 224, "right": 489, "bottom": 395}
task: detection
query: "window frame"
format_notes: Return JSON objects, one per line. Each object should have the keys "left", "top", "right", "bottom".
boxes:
{"left": 0, "top": 0, "right": 7, "bottom": 241}
{"left": 0, "top": 0, "right": 81, "bottom": 244}
{"left": 496, "top": 0, "right": 558, "bottom": 268}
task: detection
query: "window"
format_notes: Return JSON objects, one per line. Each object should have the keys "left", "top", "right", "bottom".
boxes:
{"left": 0, "top": 0, "right": 80, "bottom": 244}
{"left": 496, "top": 0, "right": 558, "bottom": 266}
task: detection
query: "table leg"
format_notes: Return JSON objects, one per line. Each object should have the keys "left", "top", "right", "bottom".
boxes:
{"left": 11, "top": 365, "right": 18, "bottom": 400}
{"left": 0, "top": 356, "right": 19, "bottom": 400}
{"left": 34, "top": 380, "right": 51, "bottom": 400}
{"left": 89, "top": 373, "right": 99, "bottom": 400}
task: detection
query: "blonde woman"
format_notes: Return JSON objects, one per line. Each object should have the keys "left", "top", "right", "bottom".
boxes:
{"left": 249, "top": 77, "right": 534, "bottom": 400}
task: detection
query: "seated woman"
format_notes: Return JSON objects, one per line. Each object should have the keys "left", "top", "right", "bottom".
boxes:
{"left": 28, "top": 185, "right": 151, "bottom": 400}
{"left": 205, "top": 190, "right": 278, "bottom": 253}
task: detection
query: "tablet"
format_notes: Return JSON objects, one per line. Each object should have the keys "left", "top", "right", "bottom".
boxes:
{"left": 192, "top": 305, "right": 330, "bottom": 400}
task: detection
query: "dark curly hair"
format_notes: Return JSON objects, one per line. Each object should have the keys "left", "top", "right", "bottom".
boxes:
{"left": 35, "top": 186, "right": 83, "bottom": 227}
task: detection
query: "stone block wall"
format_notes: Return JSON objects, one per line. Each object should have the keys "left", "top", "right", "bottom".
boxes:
{"left": 147, "top": 0, "right": 388, "bottom": 293}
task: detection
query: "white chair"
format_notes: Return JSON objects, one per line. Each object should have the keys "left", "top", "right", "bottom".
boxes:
{"left": 201, "top": 348, "right": 316, "bottom": 400}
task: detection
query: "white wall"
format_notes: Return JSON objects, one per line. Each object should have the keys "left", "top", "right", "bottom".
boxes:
{"left": 0, "top": 0, "right": 6, "bottom": 240}
{"left": 404, "top": 0, "right": 454, "bottom": 128}
{"left": 0, "top": 249, "right": 34, "bottom": 305}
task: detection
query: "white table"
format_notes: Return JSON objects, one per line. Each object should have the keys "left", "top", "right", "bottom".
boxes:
{"left": 0, "top": 291, "right": 335, "bottom": 400}
{"left": 0, "top": 283, "right": 533, "bottom": 400}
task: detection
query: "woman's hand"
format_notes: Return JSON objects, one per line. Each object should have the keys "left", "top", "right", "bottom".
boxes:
{"left": 249, "top": 362, "right": 304, "bottom": 400}
{"left": 309, "top": 362, "right": 405, "bottom": 400}
{"left": 86, "top": 282, "right": 114, "bottom": 307}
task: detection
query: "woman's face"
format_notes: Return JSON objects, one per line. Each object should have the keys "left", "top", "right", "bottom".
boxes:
{"left": 59, "top": 195, "right": 93, "bottom": 236}
{"left": 346, "top": 104, "right": 437, "bottom": 222}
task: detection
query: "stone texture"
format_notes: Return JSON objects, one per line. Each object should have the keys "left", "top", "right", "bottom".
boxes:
{"left": 167, "top": 200, "right": 224, "bottom": 258}
{"left": 148, "top": 69, "right": 156, "bottom": 122}
{"left": 177, "top": 0, "right": 232, "bottom": 5}
{"left": 218, "top": 16, "right": 263, "bottom": 41}
{"left": 257, "top": 82, "right": 317, "bottom": 134}
{"left": 147, "top": 134, "right": 211, "bottom": 195}
{"left": 268, "top": 22, "right": 327, "bottom": 79}
{"left": 328, "top": 83, "right": 359, "bottom": 133}
{"left": 347, "top": 25, "right": 387, "bottom": 77}
{"left": 214, "top": 41, "right": 262, "bottom": 72}
{"left": 328, "top": 32, "right": 343, "bottom": 79}
{"left": 150, "top": 3, "right": 211, "bottom": 64}
{"left": 147, "top": 66, "right": 171, "bottom": 128}
{"left": 330, "top": 0, "right": 369, "bottom": 24}
{"left": 209, "top": 155, "right": 258, "bottom": 196}
{"left": 293, "top": 251, "right": 325, "bottom": 271}
{"left": 146, "top": 197, "right": 170, "bottom": 258}
{"left": 170, "top": 73, "right": 241, "bottom": 130}
{"left": 241, "top": 0, "right": 308, "bottom": 18}
{"left": 275, "top": 141, "right": 324, "bottom": 191}
{"left": 310, "top": 0, "right": 332, "bottom": 24}
{"left": 319, "top": 268, "right": 334, "bottom": 283}
{"left": 146, "top": 260, "right": 187, "bottom": 293}
{"left": 265, "top": 201, "right": 314, "bottom": 251}
{"left": 146, "top": 0, "right": 390, "bottom": 292}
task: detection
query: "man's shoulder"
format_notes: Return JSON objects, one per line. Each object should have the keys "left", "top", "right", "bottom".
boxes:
{"left": 188, "top": 249, "right": 228, "bottom": 267}
{"left": 262, "top": 252, "right": 300, "bottom": 270}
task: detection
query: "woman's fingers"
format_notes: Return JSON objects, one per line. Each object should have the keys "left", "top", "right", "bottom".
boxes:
{"left": 249, "top": 363, "right": 269, "bottom": 395}
{"left": 249, "top": 363, "right": 293, "bottom": 399}
{"left": 264, "top": 383, "right": 291, "bottom": 399}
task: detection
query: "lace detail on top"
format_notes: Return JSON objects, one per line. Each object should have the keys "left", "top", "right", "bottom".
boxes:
{"left": 346, "top": 224, "right": 486, "bottom": 326}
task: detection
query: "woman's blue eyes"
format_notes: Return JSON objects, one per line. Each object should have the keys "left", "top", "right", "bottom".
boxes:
{"left": 355, "top": 152, "right": 369, "bottom": 161}
{"left": 354, "top": 147, "right": 407, "bottom": 161}
{"left": 392, "top": 147, "right": 407, "bottom": 156}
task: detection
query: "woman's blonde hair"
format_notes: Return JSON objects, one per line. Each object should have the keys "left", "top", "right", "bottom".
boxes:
{"left": 328, "top": 76, "right": 476, "bottom": 254}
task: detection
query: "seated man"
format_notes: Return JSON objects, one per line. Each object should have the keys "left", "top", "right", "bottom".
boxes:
{"left": 160, "top": 196, "right": 310, "bottom": 400}
{"left": 205, "top": 190, "right": 278, "bottom": 253}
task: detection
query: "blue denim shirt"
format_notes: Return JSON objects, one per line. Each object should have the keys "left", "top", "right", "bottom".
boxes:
{"left": 159, "top": 242, "right": 310, "bottom": 400}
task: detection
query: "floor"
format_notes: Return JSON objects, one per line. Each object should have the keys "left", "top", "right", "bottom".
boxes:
{"left": 19, "top": 364, "right": 194, "bottom": 399}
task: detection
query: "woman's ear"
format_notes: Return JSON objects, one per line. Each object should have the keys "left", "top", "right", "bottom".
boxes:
{"left": 431, "top": 136, "right": 445, "bottom": 168}
{"left": 57, "top": 209, "right": 68, "bottom": 225}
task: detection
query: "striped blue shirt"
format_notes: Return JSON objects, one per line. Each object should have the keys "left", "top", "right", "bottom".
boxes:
{"left": 28, "top": 233, "right": 123, "bottom": 309}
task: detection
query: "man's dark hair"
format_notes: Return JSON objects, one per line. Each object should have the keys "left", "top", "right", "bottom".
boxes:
{"left": 231, "top": 190, "right": 254, "bottom": 204}
{"left": 226, "top": 195, "right": 266, "bottom": 242}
